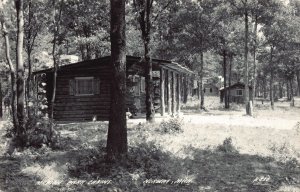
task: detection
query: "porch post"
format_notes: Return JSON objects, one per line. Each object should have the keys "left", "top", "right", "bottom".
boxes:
{"left": 177, "top": 73, "right": 181, "bottom": 113}
{"left": 172, "top": 71, "right": 176, "bottom": 115}
{"left": 160, "top": 68, "right": 165, "bottom": 116}
{"left": 167, "top": 70, "right": 172, "bottom": 115}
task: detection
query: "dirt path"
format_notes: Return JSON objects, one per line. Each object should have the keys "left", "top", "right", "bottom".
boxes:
{"left": 127, "top": 110, "right": 299, "bottom": 130}
{"left": 184, "top": 113, "right": 299, "bottom": 130}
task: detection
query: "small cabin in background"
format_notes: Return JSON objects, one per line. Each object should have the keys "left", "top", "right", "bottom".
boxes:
{"left": 203, "top": 83, "right": 219, "bottom": 96}
{"left": 220, "top": 82, "right": 253, "bottom": 103}
{"left": 60, "top": 55, "right": 79, "bottom": 65}
{"left": 33, "top": 56, "right": 193, "bottom": 121}
{"left": 192, "top": 78, "right": 220, "bottom": 97}
{"left": 293, "top": 96, "right": 300, "bottom": 107}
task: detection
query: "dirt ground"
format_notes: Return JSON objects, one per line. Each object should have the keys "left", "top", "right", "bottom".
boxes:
{"left": 0, "top": 99, "right": 300, "bottom": 191}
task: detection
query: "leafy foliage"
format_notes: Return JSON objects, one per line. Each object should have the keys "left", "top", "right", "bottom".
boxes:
{"left": 216, "top": 137, "right": 238, "bottom": 154}
{"left": 4, "top": 76, "right": 60, "bottom": 150}
{"left": 67, "top": 141, "right": 175, "bottom": 191}
{"left": 156, "top": 117, "right": 184, "bottom": 134}
{"left": 25, "top": 116, "right": 60, "bottom": 149}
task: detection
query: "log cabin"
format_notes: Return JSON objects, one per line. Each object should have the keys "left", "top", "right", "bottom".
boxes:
{"left": 220, "top": 82, "right": 253, "bottom": 103}
{"left": 203, "top": 83, "right": 219, "bottom": 96}
{"left": 33, "top": 56, "right": 193, "bottom": 121}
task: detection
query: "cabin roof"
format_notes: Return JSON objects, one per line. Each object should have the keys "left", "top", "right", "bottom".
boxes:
{"left": 219, "top": 82, "right": 252, "bottom": 91}
{"left": 33, "top": 55, "right": 194, "bottom": 75}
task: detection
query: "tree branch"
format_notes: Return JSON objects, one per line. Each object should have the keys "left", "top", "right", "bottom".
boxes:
{"left": 153, "top": 0, "right": 172, "bottom": 22}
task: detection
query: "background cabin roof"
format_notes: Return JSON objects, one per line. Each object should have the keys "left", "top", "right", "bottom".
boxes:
{"left": 33, "top": 55, "right": 194, "bottom": 75}
{"left": 219, "top": 82, "right": 252, "bottom": 91}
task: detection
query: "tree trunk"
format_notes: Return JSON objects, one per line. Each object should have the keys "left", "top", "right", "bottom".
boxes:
{"left": 251, "top": 14, "right": 258, "bottom": 105}
{"left": 274, "top": 83, "right": 277, "bottom": 101}
{"left": 244, "top": 7, "right": 251, "bottom": 115}
{"left": 197, "top": 81, "right": 200, "bottom": 99}
{"left": 279, "top": 82, "right": 283, "bottom": 98}
{"left": 270, "top": 71, "right": 274, "bottom": 110}
{"left": 223, "top": 50, "right": 229, "bottom": 109}
{"left": 282, "top": 81, "right": 284, "bottom": 98}
{"left": 199, "top": 51, "right": 205, "bottom": 109}
{"left": 0, "top": 82, "right": 2, "bottom": 119}
{"left": 290, "top": 78, "right": 294, "bottom": 107}
{"left": 50, "top": 0, "right": 63, "bottom": 139}
{"left": 107, "top": 0, "right": 127, "bottom": 160}
{"left": 26, "top": 50, "right": 32, "bottom": 118}
{"left": 269, "top": 47, "right": 274, "bottom": 110}
{"left": 296, "top": 70, "right": 300, "bottom": 96}
{"left": 286, "top": 81, "right": 289, "bottom": 100}
{"left": 86, "top": 44, "right": 92, "bottom": 60}
{"left": 1, "top": 21, "right": 18, "bottom": 129}
{"left": 144, "top": 40, "right": 155, "bottom": 122}
{"left": 263, "top": 78, "right": 267, "bottom": 100}
{"left": 255, "top": 80, "right": 260, "bottom": 96}
{"left": 15, "top": 0, "right": 26, "bottom": 145}
{"left": 25, "top": 0, "right": 32, "bottom": 118}
{"left": 144, "top": 0, "right": 155, "bottom": 122}
{"left": 80, "top": 44, "right": 86, "bottom": 60}
{"left": 255, "top": 78, "right": 259, "bottom": 97}
{"left": 228, "top": 54, "right": 233, "bottom": 107}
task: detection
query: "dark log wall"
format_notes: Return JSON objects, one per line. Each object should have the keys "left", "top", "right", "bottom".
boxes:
{"left": 47, "top": 59, "right": 112, "bottom": 121}
{"left": 220, "top": 87, "right": 253, "bottom": 104}
{"left": 40, "top": 57, "right": 192, "bottom": 121}
{"left": 45, "top": 72, "right": 54, "bottom": 105}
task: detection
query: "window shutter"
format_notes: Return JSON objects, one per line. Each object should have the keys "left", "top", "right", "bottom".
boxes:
{"left": 94, "top": 78, "right": 100, "bottom": 95}
{"left": 69, "top": 79, "right": 75, "bottom": 95}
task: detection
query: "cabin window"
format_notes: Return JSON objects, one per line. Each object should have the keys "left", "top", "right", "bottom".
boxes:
{"left": 75, "top": 77, "right": 94, "bottom": 95}
{"left": 140, "top": 77, "right": 145, "bottom": 93}
{"left": 236, "top": 89, "right": 243, "bottom": 96}
{"left": 132, "top": 76, "right": 140, "bottom": 96}
{"left": 69, "top": 77, "right": 100, "bottom": 96}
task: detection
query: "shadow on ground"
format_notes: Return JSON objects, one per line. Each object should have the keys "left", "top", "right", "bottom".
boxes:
{"left": 0, "top": 156, "right": 46, "bottom": 192}
{"left": 45, "top": 140, "right": 300, "bottom": 192}
{"left": 1, "top": 123, "right": 300, "bottom": 192}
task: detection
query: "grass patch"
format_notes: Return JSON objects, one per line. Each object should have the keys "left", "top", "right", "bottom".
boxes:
{"left": 0, "top": 105, "right": 300, "bottom": 191}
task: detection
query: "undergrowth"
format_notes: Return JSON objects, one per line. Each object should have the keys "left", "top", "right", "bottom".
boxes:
{"left": 4, "top": 79, "right": 61, "bottom": 152}
{"left": 157, "top": 118, "right": 184, "bottom": 134}
{"left": 216, "top": 137, "right": 238, "bottom": 154}
{"left": 67, "top": 141, "right": 178, "bottom": 192}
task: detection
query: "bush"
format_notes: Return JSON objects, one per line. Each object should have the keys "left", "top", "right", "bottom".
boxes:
{"left": 254, "top": 103, "right": 270, "bottom": 110}
{"left": 4, "top": 115, "right": 61, "bottom": 150}
{"left": 269, "top": 142, "right": 299, "bottom": 164}
{"left": 3, "top": 120, "right": 14, "bottom": 138}
{"left": 26, "top": 116, "right": 61, "bottom": 149}
{"left": 156, "top": 118, "right": 184, "bottom": 134}
{"left": 128, "top": 141, "right": 173, "bottom": 178}
{"left": 68, "top": 147, "right": 107, "bottom": 178}
{"left": 216, "top": 137, "right": 238, "bottom": 154}
{"left": 4, "top": 76, "right": 61, "bottom": 149}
